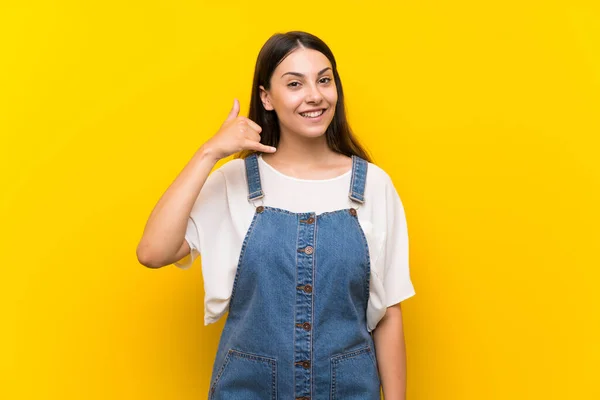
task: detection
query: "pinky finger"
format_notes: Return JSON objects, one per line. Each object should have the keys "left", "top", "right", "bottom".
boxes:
{"left": 249, "top": 141, "right": 276, "bottom": 153}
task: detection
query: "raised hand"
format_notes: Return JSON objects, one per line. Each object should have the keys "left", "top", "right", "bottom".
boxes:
{"left": 203, "top": 98, "right": 276, "bottom": 161}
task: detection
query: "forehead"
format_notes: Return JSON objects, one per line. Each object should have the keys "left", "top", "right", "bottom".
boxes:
{"left": 274, "top": 48, "right": 332, "bottom": 77}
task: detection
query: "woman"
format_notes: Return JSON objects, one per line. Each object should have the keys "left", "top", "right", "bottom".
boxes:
{"left": 137, "top": 31, "right": 416, "bottom": 399}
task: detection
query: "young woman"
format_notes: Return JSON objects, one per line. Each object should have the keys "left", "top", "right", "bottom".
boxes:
{"left": 137, "top": 31, "right": 416, "bottom": 399}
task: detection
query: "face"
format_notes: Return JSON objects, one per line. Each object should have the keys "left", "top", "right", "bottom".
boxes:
{"left": 259, "top": 48, "right": 338, "bottom": 139}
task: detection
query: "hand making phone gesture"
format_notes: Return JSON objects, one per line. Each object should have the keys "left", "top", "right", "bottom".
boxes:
{"left": 203, "top": 98, "right": 277, "bottom": 161}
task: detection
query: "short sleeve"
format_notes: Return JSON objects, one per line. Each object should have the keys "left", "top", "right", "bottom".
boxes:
{"left": 174, "top": 169, "right": 228, "bottom": 269}
{"left": 381, "top": 176, "right": 416, "bottom": 306}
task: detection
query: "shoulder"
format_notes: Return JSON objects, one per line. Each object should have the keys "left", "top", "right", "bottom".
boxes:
{"left": 216, "top": 156, "right": 244, "bottom": 172}
{"left": 211, "top": 157, "right": 247, "bottom": 190}
{"left": 364, "top": 161, "right": 406, "bottom": 211}
{"left": 365, "top": 161, "right": 394, "bottom": 191}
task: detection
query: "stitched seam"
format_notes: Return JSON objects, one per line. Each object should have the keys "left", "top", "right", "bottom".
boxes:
{"left": 329, "top": 347, "right": 372, "bottom": 398}
{"left": 209, "top": 350, "right": 233, "bottom": 399}
{"left": 261, "top": 205, "right": 353, "bottom": 218}
{"left": 251, "top": 153, "right": 263, "bottom": 195}
{"left": 331, "top": 357, "right": 336, "bottom": 399}
{"left": 366, "top": 344, "right": 379, "bottom": 370}
{"left": 230, "top": 350, "right": 277, "bottom": 399}
{"left": 330, "top": 346, "right": 377, "bottom": 399}
{"left": 349, "top": 155, "right": 357, "bottom": 199}
{"left": 248, "top": 191, "right": 264, "bottom": 201}
{"left": 351, "top": 214, "right": 372, "bottom": 314}
{"left": 244, "top": 154, "right": 254, "bottom": 197}
{"left": 358, "top": 158, "right": 367, "bottom": 200}
{"left": 293, "top": 216, "right": 300, "bottom": 397}
{"left": 229, "top": 348, "right": 277, "bottom": 362}
{"left": 349, "top": 193, "right": 365, "bottom": 203}
{"left": 331, "top": 345, "right": 371, "bottom": 361}
{"left": 349, "top": 156, "right": 367, "bottom": 203}
{"left": 272, "top": 357, "right": 277, "bottom": 400}
{"left": 210, "top": 349, "right": 278, "bottom": 399}
{"left": 245, "top": 153, "right": 264, "bottom": 200}
{"left": 310, "top": 214, "right": 317, "bottom": 400}
{"left": 228, "top": 210, "right": 260, "bottom": 310}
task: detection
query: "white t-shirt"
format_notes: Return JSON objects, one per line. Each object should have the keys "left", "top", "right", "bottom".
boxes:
{"left": 175, "top": 153, "right": 415, "bottom": 332}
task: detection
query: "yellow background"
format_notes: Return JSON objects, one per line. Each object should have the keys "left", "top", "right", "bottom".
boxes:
{"left": 2, "top": 1, "right": 599, "bottom": 398}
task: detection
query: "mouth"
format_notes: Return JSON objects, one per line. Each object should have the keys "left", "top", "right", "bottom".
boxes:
{"left": 299, "top": 108, "right": 327, "bottom": 119}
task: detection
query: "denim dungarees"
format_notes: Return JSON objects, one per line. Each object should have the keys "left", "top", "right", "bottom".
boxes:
{"left": 208, "top": 153, "right": 381, "bottom": 400}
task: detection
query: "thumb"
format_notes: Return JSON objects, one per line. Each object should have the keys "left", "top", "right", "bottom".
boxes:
{"left": 225, "top": 98, "right": 240, "bottom": 123}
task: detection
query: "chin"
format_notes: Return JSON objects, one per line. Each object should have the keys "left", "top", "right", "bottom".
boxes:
{"left": 282, "top": 122, "right": 332, "bottom": 139}
{"left": 301, "top": 123, "right": 332, "bottom": 137}
{"left": 302, "top": 130, "right": 328, "bottom": 139}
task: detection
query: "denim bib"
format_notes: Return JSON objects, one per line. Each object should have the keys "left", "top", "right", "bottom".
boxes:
{"left": 208, "top": 152, "right": 381, "bottom": 399}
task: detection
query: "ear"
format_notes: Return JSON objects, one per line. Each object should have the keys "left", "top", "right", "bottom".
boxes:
{"left": 259, "top": 85, "right": 274, "bottom": 111}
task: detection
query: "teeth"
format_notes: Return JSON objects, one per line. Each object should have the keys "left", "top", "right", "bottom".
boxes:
{"left": 300, "top": 109, "right": 324, "bottom": 118}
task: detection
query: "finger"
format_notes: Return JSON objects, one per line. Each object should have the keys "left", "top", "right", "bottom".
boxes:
{"left": 247, "top": 140, "right": 276, "bottom": 153}
{"left": 259, "top": 144, "right": 277, "bottom": 153}
{"left": 239, "top": 124, "right": 261, "bottom": 140}
{"left": 241, "top": 117, "right": 262, "bottom": 133}
{"left": 225, "top": 98, "right": 240, "bottom": 123}
{"left": 245, "top": 130, "right": 261, "bottom": 142}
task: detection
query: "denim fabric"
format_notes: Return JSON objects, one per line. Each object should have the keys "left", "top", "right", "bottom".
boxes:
{"left": 208, "top": 153, "right": 381, "bottom": 399}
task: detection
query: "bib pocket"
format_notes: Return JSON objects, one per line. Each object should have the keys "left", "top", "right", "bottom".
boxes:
{"left": 330, "top": 345, "right": 381, "bottom": 400}
{"left": 209, "top": 348, "right": 277, "bottom": 400}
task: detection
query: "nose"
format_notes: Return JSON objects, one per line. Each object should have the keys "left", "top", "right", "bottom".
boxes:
{"left": 305, "top": 82, "right": 324, "bottom": 104}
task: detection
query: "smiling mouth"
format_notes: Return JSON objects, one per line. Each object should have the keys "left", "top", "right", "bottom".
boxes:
{"left": 300, "top": 109, "right": 326, "bottom": 118}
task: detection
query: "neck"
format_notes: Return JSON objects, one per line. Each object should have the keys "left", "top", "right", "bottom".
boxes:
{"left": 267, "top": 129, "right": 336, "bottom": 166}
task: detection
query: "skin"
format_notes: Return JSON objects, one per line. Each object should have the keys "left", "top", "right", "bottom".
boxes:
{"left": 373, "top": 303, "right": 409, "bottom": 400}
{"left": 260, "top": 46, "right": 409, "bottom": 399}
{"left": 259, "top": 46, "right": 352, "bottom": 179}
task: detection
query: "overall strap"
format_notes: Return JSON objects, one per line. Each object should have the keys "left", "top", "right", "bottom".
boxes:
{"left": 244, "top": 153, "right": 265, "bottom": 201}
{"left": 348, "top": 155, "right": 368, "bottom": 204}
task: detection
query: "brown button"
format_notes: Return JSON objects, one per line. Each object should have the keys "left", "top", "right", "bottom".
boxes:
{"left": 303, "top": 284, "right": 313, "bottom": 293}
{"left": 296, "top": 397, "right": 310, "bottom": 400}
{"left": 349, "top": 208, "right": 357, "bottom": 216}
{"left": 306, "top": 217, "right": 314, "bottom": 224}
{"left": 294, "top": 360, "right": 311, "bottom": 368}
{"left": 256, "top": 206, "right": 265, "bottom": 213}
{"left": 304, "top": 246, "right": 314, "bottom": 255}
{"left": 302, "top": 322, "right": 311, "bottom": 331}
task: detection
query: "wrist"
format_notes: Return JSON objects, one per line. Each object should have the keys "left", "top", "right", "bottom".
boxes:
{"left": 196, "top": 144, "right": 221, "bottom": 164}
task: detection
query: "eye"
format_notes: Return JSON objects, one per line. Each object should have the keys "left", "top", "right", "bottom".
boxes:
{"left": 319, "top": 77, "right": 332, "bottom": 84}
{"left": 287, "top": 81, "right": 301, "bottom": 88}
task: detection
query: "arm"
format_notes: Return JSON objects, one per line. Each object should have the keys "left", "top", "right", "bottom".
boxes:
{"left": 373, "top": 303, "right": 408, "bottom": 400}
{"left": 136, "top": 145, "right": 219, "bottom": 268}
{"left": 136, "top": 98, "right": 275, "bottom": 269}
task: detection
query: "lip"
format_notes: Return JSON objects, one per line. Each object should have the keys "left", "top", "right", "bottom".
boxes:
{"left": 299, "top": 108, "right": 328, "bottom": 122}
{"left": 299, "top": 107, "right": 327, "bottom": 113}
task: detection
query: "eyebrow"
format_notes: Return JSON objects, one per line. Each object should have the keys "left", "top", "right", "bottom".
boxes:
{"left": 281, "top": 67, "right": 332, "bottom": 78}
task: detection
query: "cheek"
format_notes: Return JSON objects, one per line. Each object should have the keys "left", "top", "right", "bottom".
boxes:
{"left": 280, "top": 94, "right": 305, "bottom": 112}
{"left": 325, "top": 87, "right": 338, "bottom": 104}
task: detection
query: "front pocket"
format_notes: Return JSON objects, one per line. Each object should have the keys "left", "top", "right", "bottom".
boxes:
{"left": 210, "top": 348, "right": 277, "bottom": 400}
{"left": 331, "top": 346, "right": 381, "bottom": 400}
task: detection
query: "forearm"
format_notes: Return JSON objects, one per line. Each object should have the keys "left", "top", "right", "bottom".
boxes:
{"left": 136, "top": 145, "right": 218, "bottom": 267}
{"left": 373, "top": 303, "right": 407, "bottom": 400}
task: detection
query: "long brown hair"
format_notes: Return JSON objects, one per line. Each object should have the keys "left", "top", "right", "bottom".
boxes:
{"left": 234, "top": 31, "right": 373, "bottom": 163}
